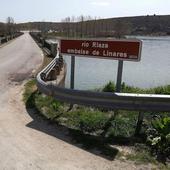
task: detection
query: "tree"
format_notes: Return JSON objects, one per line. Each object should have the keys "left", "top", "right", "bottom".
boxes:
{"left": 6, "top": 17, "right": 14, "bottom": 25}
{"left": 61, "top": 17, "right": 71, "bottom": 37}
{"left": 78, "top": 15, "right": 84, "bottom": 38}
{"left": 40, "top": 20, "right": 49, "bottom": 37}
{"left": 0, "top": 23, "right": 6, "bottom": 36}
{"left": 114, "top": 20, "right": 132, "bottom": 38}
{"left": 71, "top": 16, "right": 75, "bottom": 37}
{"left": 6, "top": 17, "right": 15, "bottom": 35}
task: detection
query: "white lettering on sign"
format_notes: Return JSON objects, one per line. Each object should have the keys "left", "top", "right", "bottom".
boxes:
{"left": 67, "top": 49, "right": 89, "bottom": 55}
{"left": 103, "top": 50, "right": 128, "bottom": 58}
{"left": 67, "top": 48, "right": 129, "bottom": 58}
{"left": 81, "top": 42, "right": 89, "bottom": 48}
{"left": 92, "top": 42, "right": 109, "bottom": 49}
{"left": 92, "top": 50, "right": 100, "bottom": 55}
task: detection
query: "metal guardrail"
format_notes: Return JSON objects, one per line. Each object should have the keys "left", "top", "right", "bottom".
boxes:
{"left": 0, "top": 32, "right": 23, "bottom": 45}
{"left": 30, "top": 32, "right": 57, "bottom": 57}
{"left": 37, "top": 54, "right": 170, "bottom": 112}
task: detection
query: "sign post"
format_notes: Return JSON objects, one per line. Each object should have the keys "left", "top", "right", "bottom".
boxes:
{"left": 70, "top": 55, "right": 75, "bottom": 89}
{"left": 116, "top": 60, "right": 124, "bottom": 92}
{"left": 60, "top": 38, "right": 142, "bottom": 92}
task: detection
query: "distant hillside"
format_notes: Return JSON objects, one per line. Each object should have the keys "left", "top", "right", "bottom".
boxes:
{"left": 11, "top": 15, "right": 170, "bottom": 36}
{"left": 112, "top": 15, "right": 170, "bottom": 35}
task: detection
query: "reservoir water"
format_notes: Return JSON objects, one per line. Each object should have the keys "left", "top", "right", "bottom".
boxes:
{"left": 52, "top": 36, "right": 170, "bottom": 90}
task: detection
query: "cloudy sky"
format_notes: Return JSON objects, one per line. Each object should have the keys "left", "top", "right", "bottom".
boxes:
{"left": 0, "top": 0, "right": 170, "bottom": 23}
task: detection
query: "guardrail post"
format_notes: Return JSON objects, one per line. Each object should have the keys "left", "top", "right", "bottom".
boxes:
{"left": 51, "top": 43, "right": 57, "bottom": 57}
{"left": 135, "top": 112, "right": 144, "bottom": 136}
{"left": 41, "top": 38, "right": 45, "bottom": 47}
{"left": 50, "top": 68, "right": 57, "bottom": 80}
{"left": 116, "top": 60, "right": 124, "bottom": 92}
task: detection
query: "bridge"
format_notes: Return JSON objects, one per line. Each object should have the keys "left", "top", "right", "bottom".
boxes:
{"left": 0, "top": 32, "right": 169, "bottom": 169}
{"left": 0, "top": 32, "right": 127, "bottom": 169}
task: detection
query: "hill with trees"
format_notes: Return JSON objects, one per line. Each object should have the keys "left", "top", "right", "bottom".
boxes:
{"left": 1, "top": 15, "right": 170, "bottom": 37}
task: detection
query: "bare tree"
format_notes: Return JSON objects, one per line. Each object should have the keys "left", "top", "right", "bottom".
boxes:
{"left": 6, "top": 17, "right": 15, "bottom": 35}
{"left": 61, "top": 17, "right": 71, "bottom": 37}
{"left": 0, "top": 23, "right": 6, "bottom": 36}
{"left": 66, "top": 17, "right": 71, "bottom": 37}
{"left": 78, "top": 15, "right": 84, "bottom": 38}
{"left": 84, "top": 16, "right": 94, "bottom": 37}
{"left": 40, "top": 20, "right": 49, "bottom": 38}
{"left": 114, "top": 20, "right": 132, "bottom": 38}
{"left": 6, "top": 17, "right": 14, "bottom": 24}
{"left": 71, "top": 16, "right": 76, "bottom": 37}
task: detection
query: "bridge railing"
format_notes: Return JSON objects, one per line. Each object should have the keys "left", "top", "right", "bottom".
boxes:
{"left": 30, "top": 32, "right": 57, "bottom": 57}
{"left": 0, "top": 32, "right": 23, "bottom": 45}
{"left": 35, "top": 37, "right": 170, "bottom": 135}
{"left": 36, "top": 54, "right": 170, "bottom": 112}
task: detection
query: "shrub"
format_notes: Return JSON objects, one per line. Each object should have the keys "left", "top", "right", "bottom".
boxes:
{"left": 78, "top": 110, "right": 108, "bottom": 133}
{"left": 103, "top": 81, "right": 115, "bottom": 92}
{"left": 23, "top": 79, "right": 36, "bottom": 103}
{"left": 103, "top": 81, "right": 170, "bottom": 95}
{"left": 66, "top": 108, "right": 109, "bottom": 133}
{"left": 34, "top": 93, "right": 63, "bottom": 119}
{"left": 152, "top": 85, "right": 170, "bottom": 95}
{"left": 107, "top": 116, "right": 136, "bottom": 137}
{"left": 102, "top": 81, "right": 145, "bottom": 93}
{"left": 146, "top": 116, "right": 170, "bottom": 162}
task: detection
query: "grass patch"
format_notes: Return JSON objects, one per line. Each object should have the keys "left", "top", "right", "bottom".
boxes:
{"left": 126, "top": 144, "right": 157, "bottom": 164}
{"left": 103, "top": 81, "right": 170, "bottom": 94}
{"left": 120, "top": 144, "right": 170, "bottom": 169}
{"left": 106, "top": 114, "right": 137, "bottom": 137}
{"left": 23, "top": 79, "right": 170, "bottom": 166}
{"left": 34, "top": 91, "right": 63, "bottom": 119}
{"left": 23, "top": 79, "right": 36, "bottom": 104}
{"left": 61, "top": 107, "right": 109, "bottom": 134}
{"left": 23, "top": 80, "right": 110, "bottom": 134}
{"left": 23, "top": 79, "right": 170, "bottom": 138}
{"left": 113, "top": 143, "right": 170, "bottom": 169}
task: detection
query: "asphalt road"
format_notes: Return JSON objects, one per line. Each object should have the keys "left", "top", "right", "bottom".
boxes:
{"left": 0, "top": 33, "right": 151, "bottom": 170}
{"left": 0, "top": 32, "right": 43, "bottom": 93}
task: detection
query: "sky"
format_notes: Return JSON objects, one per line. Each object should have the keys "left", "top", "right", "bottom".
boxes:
{"left": 0, "top": 0, "right": 170, "bottom": 23}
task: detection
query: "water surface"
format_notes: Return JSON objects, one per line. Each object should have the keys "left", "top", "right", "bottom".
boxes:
{"left": 53, "top": 36, "right": 170, "bottom": 90}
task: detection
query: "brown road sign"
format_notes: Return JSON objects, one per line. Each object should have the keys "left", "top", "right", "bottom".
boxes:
{"left": 60, "top": 39, "right": 142, "bottom": 61}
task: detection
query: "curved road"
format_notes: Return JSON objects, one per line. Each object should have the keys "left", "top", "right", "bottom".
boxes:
{"left": 0, "top": 33, "right": 152, "bottom": 170}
